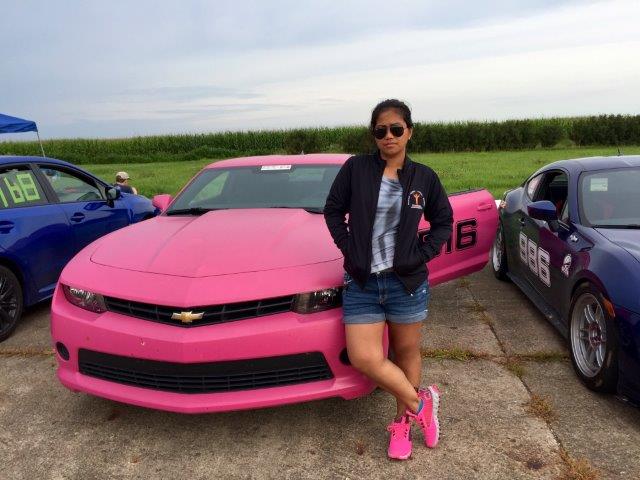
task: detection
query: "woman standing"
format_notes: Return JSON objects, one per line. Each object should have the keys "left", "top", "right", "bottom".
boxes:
{"left": 324, "top": 99, "right": 453, "bottom": 460}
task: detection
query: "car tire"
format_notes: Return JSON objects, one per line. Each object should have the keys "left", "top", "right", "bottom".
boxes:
{"left": 0, "top": 266, "right": 23, "bottom": 342}
{"left": 568, "top": 283, "right": 618, "bottom": 393}
{"left": 491, "top": 222, "right": 509, "bottom": 281}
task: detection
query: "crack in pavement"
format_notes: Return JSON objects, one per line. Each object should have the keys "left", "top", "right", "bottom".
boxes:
{"left": 462, "top": 281, "right": 600, "bottom": 480}
{"left": 0, "top": 347, "right": 54, "bottom": 357}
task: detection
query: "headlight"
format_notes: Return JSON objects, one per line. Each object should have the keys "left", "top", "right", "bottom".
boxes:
{"left": 62, "top": 285, "right": 107, "bottom": 313}
{"left": 292, "top": 288, "right": 342, "bottom": 314}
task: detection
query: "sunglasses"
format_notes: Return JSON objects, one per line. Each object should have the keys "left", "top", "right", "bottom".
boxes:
{"left": 373, "top": 124, "right": 405, "bottom": 140}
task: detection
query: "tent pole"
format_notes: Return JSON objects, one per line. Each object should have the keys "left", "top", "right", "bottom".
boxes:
{"left": 36, "top": 130, "right": 45, "bottom": 157}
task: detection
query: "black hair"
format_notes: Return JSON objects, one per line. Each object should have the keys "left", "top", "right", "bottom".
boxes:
{"left": 369, "top": 99, "right": 413, "bottom": 133}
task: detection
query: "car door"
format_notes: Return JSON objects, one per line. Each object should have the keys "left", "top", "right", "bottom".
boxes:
{"left": 516, "top": 172, "right": 551, "bottom": 290}
{"left": 36, "top": 164, "right": 131, "bottom": 252}
{"left": 520, "top": 170, "right": 574, "bottom": 303}
{"left": 0, "top": 163, "right": 75, "bottom": 302}
{"left": 422, "top": 188, "right": 498, "bottom": 285}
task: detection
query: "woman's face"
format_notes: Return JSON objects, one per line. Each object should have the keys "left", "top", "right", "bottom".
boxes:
{"left": 373, "top": 108, "right": 412, "bottom": 159}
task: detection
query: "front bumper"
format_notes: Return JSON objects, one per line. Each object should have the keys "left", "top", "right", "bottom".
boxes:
{"left": 51, "top": 286, "right": 375, "bottom": 413}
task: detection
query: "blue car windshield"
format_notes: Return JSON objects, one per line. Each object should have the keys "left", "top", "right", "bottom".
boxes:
{"left": 579, "top": 168, "right": 640, "bottom": 227}
{"left": 167, "top": 165, "right": 341, "bottom": 214}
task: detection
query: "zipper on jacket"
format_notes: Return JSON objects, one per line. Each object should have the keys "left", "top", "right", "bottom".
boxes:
{"left": 392, "top": 159, "right": 414, "bottom": 272}
{"left": 366, "top": 159, "right": 385, "bottom": 276}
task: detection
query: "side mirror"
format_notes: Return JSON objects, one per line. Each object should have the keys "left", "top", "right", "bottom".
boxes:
{"left": 528, "top": 200, "right": 559, "bottom": 231}
{"left": 105, "top": 187, "right": 120, "bottom": 206}
{"left": 106, "top": 187, "right": 120, "bottom": 200}
{"left": 152, "top": 194, "right": 173, "bottom": 213}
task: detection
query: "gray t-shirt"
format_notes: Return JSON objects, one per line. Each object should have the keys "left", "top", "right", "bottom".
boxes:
{"left": 370, "top": 176, "right": 403, "bottom": 273}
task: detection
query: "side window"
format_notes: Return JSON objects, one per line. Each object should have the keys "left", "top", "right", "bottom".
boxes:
{"left": 0, "top": 166, "right": 47, "bottom": 209}
{"left": 40, "top": 166, "right": 103, "bottom": 203}
{"left": 533, "top": 171, "right": 568, "bottom": 217}
{"left": 560, "top": 199, "right": 569, "bottom": 223}
{"left": 526, "top": 174, "right": 543, "bottom": 199}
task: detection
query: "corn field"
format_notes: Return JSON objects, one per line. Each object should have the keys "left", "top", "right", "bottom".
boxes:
{"left": 1, "top": 115, "right": 638, "bottom": 165}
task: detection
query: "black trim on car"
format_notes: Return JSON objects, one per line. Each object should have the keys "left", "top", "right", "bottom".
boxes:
{"left": 78, "top": 349, "right": 334, "bottom": 394}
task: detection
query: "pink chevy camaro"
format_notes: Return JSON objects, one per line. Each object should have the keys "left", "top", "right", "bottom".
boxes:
{"left": 51, "top": 154, "right": 497, "bottom": 413}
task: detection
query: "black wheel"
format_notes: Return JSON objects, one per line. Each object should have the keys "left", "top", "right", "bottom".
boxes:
{"left": 491, "top": 222, "right": 509, "bottom": 281}
{"left": 0, "top": 266, "right": 23, "bottom": 342}
{"left": 569, "top": 283, "right": 618, "bottom": 392}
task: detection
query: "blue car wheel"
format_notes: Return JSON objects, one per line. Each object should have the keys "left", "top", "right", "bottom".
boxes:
{"left": 0, "top": 266, "right": 22, "bottom": 342}
{"left": 569, "top": 283, "right": 618, "bottom": 392}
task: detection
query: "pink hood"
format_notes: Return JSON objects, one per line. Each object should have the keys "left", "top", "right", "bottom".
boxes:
{"left": 91, "top": 209, "right": 341, "bottom": 277}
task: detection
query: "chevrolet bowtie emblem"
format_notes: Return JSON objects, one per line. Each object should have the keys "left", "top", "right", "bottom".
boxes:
{"left": 171, "top": 311, "right": 204, "bottom": 324}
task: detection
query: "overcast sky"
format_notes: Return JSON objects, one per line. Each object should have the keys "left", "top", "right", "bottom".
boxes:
{"left": 1, "top": 0, "right": 639, "bottom": 139}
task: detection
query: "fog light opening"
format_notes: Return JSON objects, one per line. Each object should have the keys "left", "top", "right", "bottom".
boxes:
{"left": 339, "top": 348, "right": 351, "bottom": 365}
{"left": 56, "top": 342, "right": 70, "bottom": 361}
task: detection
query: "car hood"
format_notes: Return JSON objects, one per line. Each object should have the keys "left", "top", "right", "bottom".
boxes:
{"left": 596, "top": 228, "right": 640, "bottom": 263}
{"left": 90, "top": 208, "right": 341, "bottom": 277}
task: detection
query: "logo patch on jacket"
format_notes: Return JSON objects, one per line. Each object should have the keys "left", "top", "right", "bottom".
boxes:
{"left": 408, "top": 190, "right": 425, "bottom": 209}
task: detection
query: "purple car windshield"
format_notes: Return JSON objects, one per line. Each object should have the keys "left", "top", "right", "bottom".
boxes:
{"left": 579, "top": 168, "right": 640, "bottom": 228}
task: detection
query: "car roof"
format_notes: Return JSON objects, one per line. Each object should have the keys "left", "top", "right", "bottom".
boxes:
{"left": 205, "top": 153, "right": 351, "bottom": 169}
{"left": 543, "top": 155, "right": 640, "bottom": 173}
{"left": 0, "top": 155, "right": 78, "bottom": 169}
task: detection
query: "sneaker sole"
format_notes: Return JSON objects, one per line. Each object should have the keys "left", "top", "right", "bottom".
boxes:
{"left": 389, "top": 452, "right": 412, "bottom": 461}
{"left": 425, "top": 386, "right": 440, "bottom": 448}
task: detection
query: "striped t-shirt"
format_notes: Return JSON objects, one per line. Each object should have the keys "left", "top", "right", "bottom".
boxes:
{"left": 370, "top": 176, "right": 403, "bottom": 273}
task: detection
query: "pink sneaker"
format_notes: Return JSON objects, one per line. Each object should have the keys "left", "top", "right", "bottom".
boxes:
{"left": 410, "top": 385, "right": 440, "bottom": 448}
{"left": 386, "top": 415, "right": 412, "bottom": 460}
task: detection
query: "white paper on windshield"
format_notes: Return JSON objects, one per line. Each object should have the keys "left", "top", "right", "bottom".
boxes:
{"left": 261, "top": 165, "right": 291, "bottom": 171}
{"left": 590, "top": 178, "right": 608, "bottom": 192}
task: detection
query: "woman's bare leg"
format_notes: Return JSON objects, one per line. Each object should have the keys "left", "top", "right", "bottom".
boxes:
{"left": 388, "top": 321, "right": 424, "bottom": 418}
{"left": 345, "top": 323, "right": 420, "bottom": 413}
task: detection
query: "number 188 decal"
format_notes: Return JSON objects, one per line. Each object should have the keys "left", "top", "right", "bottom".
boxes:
{"left": 519, "top": 232, "right": 550, "bottom": 287}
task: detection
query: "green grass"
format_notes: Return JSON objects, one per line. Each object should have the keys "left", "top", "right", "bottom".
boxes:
{"left": 87, "top": 159, "right": 212, "bottom": 197}
{"left": 82, "top": 146, "right": 640, "bottom": 198}
{"left": 411, "top": 146, "right": 640, "bottom": 197}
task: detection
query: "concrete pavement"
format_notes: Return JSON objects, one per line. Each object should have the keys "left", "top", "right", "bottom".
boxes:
{"left": 2, "top": 265, "right": 639, "bottom": 479}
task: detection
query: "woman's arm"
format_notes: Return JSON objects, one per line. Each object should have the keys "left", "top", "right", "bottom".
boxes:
{"left": 420, "top": 173, "right": 453, "bottom": 262}
{"left": 323, "top": 158, "right": 353, "bottom": 255}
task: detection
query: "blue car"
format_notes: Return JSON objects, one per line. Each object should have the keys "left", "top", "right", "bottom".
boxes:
{"left": 0, "top": 156, "right": 158, "bottom": 341}
{"left": 491, "top": 155, "right": 640, "bottom": 402}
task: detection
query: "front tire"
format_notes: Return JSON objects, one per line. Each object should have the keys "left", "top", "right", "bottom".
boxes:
{"left": 491, "top": 222, "right": 509, "bottom": 281}
{"left": 0, "top": 266, "right": 23, "bottom": 342}
{"left": 569, "top": 284, "right": 618, "bottom": 392}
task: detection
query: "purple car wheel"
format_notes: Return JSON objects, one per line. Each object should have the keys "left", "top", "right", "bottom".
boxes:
{"left": 569, "top": 284, "right": 618, "bottom": 392}
{"left": 0, "top": 266, "right": 22, "bottom": 342}
{"left": 491, "top": 222, "right": 509, "bottom": 281}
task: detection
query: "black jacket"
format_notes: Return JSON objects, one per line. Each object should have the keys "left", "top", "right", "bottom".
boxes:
{"left": 324, "top": 152, "right": 453, "bottom": 294}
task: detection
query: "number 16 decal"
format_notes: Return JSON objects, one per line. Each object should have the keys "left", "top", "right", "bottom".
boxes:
{"left": 519, "top": 232, "right": 550, "bottom": 287}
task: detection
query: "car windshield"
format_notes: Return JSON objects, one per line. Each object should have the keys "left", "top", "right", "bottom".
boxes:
{"left": 579, "top": 167, "right": 640, "bottom": 227}
{"left": 166, "top": 164, "right": 341, "bottom": 214}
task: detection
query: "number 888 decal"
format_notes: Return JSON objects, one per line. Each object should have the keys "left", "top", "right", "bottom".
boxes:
{"left": 519, "top": 232, "right": 550, "bottom": 287}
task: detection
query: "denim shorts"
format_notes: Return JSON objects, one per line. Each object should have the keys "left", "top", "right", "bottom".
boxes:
{"left": 342, "top": 270, "right": 430, "bottom": 324}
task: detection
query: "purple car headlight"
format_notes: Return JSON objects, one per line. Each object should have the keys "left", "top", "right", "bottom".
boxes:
{"left": 292, "top": 288, "right": 342, "bottom": 314}
{"left": 62, "top": 285, "right": 107, "bottom": 313}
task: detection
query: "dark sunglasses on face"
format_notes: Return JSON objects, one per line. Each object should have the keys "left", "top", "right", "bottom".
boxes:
{"left": 373, "top": 124, "right": 405, "bottom": 140}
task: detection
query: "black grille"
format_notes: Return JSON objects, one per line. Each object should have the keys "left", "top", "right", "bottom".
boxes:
{"left": 78, "top": 349, "right": 333, "bottom": 394}
{"left": 104, "top": 294, "right": 295, "bottom": 327}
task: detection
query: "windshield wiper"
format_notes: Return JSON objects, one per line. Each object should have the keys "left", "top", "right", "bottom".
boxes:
{"left": 303, "top": 207, "right": 324, "bottom": 214}
{"left": 269, "top": 205, "right": 324, "bottom": 214}
{"left": 592, "top": 224, "right": 640, "bottom": 229}
{"left": 165, "top": 207, "right": 218, "bottom": 216}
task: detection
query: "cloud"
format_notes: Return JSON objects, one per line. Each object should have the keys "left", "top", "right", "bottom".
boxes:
{"left": 0, "top": 0, "right": 638, "bottom": 138}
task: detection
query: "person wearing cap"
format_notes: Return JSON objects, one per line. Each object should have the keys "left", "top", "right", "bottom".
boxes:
{"left": 114, "top": 171, "right": 138, "bottom": 195}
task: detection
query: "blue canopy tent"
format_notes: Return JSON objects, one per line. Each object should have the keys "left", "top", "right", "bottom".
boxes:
{"left": 0, "top": 113, "right": 45, "bottom": 157}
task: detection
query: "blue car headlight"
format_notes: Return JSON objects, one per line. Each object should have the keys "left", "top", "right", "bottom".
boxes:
{"left": 62, "top": 284, "right": 107, "bottom": 313}
{"left": 292, "top": 288, "right": 342, "bottom": 314}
